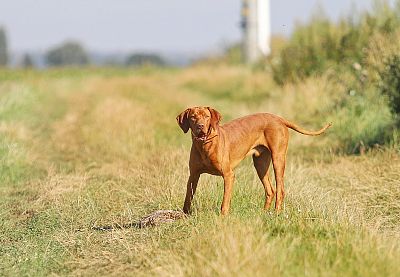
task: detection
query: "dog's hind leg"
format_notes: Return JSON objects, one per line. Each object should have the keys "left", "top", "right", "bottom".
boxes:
{"left": 271, "top": 143, "right": 288, "bottom": 212}
{"left": 252, "top": 149, "right": 275, "bottom": 210}
{"left": 264, "top": 126, "right": 289, "bottom": 212}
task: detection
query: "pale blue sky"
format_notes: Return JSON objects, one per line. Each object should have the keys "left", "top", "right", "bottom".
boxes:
{"left": 0, "top": 0, "right": 378, "bottom": 54}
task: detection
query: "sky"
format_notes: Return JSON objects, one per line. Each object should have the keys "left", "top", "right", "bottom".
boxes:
{"left": 0, "top": 0, "right": 378, "bottom": 54}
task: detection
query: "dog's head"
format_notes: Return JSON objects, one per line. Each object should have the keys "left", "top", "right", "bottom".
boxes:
{"left": 176, "top": 107, "right": 222, "bottom": 140}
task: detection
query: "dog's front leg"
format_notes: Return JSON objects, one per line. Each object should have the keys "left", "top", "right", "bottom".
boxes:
{"left": 182, "top": 173, "right": 200, "bottom": 214}
{"left": 221, "top": 171, "right": 235, "bottom": 215}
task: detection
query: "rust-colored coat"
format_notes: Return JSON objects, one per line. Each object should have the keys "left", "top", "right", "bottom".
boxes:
{"left": 177, "top": 107, "right": 331, "bottom": 215}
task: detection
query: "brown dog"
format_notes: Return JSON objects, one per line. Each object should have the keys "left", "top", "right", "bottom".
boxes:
{"left": 176, "top": 107, "right": 331, "bottom": 215}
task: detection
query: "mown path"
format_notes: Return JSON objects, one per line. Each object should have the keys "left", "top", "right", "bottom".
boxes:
{"left": 1, "top": 68, "right": 399, "bottom": 276}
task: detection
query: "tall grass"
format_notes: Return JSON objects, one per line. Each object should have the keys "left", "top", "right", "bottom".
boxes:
{"left": 0, "top": 67, "right": 399, "bottom": 276}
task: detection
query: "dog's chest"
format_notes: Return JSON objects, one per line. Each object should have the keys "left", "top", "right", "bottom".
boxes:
{"left": 197, "top": 146, "right": 221, "bottom": 173}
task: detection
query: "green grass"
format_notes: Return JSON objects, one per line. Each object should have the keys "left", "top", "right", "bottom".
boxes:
{"left": 328, "top": 89, "right": 395, "bottom": 153}
{"left": 0, "top": 67, "right": 399, "bottom": 276}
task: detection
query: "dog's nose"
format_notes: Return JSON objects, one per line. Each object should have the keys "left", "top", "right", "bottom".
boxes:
{"left": 197, "top": 124, "right": 204, "bottom": 129}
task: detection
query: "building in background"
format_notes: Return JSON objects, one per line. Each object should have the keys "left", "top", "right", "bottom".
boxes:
{"left": 241, "top": 0, "right": 271, "bottom": 63}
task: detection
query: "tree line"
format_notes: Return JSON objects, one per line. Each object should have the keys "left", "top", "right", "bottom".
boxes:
{"left": 0, "top": 26, "right": 165, "bottom": 68}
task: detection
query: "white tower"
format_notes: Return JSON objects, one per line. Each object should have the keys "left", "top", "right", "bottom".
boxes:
{"left": 241, "top": 0, "right": 271, "bottom": 63}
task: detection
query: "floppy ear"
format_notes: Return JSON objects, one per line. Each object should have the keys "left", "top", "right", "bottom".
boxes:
{"left": 176, "top": 108, "right": 190, "bottom": 133}
{"left": 207, "top": 107, "right": 222, "bottom": 131}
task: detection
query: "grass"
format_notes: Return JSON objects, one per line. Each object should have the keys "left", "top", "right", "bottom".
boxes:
{"left": 0, "top": 66, "right": 399, "bottom": 276}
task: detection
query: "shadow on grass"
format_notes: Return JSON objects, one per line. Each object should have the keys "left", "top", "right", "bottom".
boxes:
{"left": 90, "top": 209, "right": 187, "bottom": 231}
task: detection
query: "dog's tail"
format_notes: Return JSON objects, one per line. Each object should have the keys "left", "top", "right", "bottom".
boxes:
{"left": 283, "top": 120, "right": 332, "bottom": 136}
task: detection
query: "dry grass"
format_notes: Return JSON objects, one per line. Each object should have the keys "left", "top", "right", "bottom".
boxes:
{"left": 0, "top": 66, "right": 399, "bottom": 276}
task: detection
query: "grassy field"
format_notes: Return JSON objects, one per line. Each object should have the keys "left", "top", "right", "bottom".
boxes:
{"left": 1, "top": 66, "right": 399, "bottom": 276}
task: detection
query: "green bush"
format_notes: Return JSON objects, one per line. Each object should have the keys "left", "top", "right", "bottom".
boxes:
{"left": 271, "top": 15, "right": 340, "bottom": 85}
{"left": 379, "top": 54, "right": 400, "bottom": 124}
{"left": 271, "top": 1, "right": 400, "bottom": 85}
{"left": 329, "top": 89, "right": 394, "bottom": 153}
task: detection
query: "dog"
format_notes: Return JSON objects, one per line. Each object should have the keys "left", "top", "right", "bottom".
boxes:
{"left": 176, "top": 107, "right": 331, "bottom": 215}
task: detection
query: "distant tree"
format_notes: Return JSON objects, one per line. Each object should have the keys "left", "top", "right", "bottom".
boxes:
{"left": 45, "top": 41, "right": 89, "bottom": 66}
{"left": 125, "top": 53, "right": 165, "bottom": 67}
{"left": 0, "top": 27, "right": 8, "bottom": 66}
{"left": 21, "top": 53, "right": 34, "bottom": 68}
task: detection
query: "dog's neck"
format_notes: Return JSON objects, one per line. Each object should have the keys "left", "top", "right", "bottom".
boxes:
{"left": 191, "top": 126, "right": 219, "bottom": 147}
{"left": 192, "top": 126, "right": 224, "bottom": 174}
